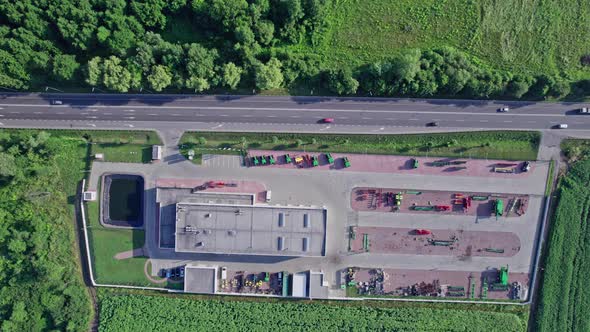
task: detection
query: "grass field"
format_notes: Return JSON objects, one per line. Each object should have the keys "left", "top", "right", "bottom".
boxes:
{"left": 179, "top": 131, "right": 540, "bottom": 161}
{"left": 97, "top": 290, "right": 528, "bottom": 332}
{"left": 312, "top": 0, "right": 590, "bottom": 80}
{"left": 534, "top": 159, "right": 590, "bottom": 331}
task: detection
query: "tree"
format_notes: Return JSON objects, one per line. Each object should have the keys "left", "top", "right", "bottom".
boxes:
{"left": 295, "top": 139, "right": 303, "bottom": 147}
{"left": 220, "top": 63, "right": 242, "bottom": 89}
{"left": 271, "top": 136, "right": 279, "bottom": 144}
{"left": 51, "top": 54, "right": 80, "bottom": 81}
{"left": 505, "top": 75, "right": 531, "bottom": 99}
{"left": 311, "top": 138, "right": 317, "bottom": 145}
{"left": 549, "top": 80, "right": 571, "bottom": 99}
{"left": 255, "top": 20, "right": 275, "bottom": 45}
{"left": 255, "top": 58, "right": 283, "bottom": 90}
{"left": 185, "top": 43, "right": 218, "bottom": 90}
{"left": 101, "top": 56, "right": 132, "bottom": 92}
{"left": 0, "top": 152, "right": 17, "bottom": 179}
{"left": 326, "top": 68, "right": 358, "bottom": 95}
{"left": 147, "top": 65, "right": 172, "bottom": 92}
{"left": 85, "top": 57, "right": 102, "bottom": 86}
{"left": 0, "top": 50, "right": 30, "bottom": 89}
{"left": 198, "top": 137, "right": 207, "bottom": 145}
{"left": 392, "top": 49, "right": 421, "bottom": 81}
{"left": 131, "top": 0, "right": 167, "bottom": 29}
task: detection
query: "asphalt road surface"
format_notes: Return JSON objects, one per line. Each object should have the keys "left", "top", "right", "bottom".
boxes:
{"left": 0, "top": 93, "right": 589, "bottom": 130}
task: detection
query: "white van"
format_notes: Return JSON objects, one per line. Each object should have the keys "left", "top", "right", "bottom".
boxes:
{"left": 265, "top": 190, "right": 271, "bottom": 202}
{"left": 558, "top": 124, "right": 568, "bottom": 129}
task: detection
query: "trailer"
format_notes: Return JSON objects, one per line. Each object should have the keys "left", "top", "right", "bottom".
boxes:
{"left": 412, "top": 206, "right": 435, "bottom": 211}
{"left": 493, "top": 166, "right": 515, "bottom": 173}
{"left": 471, "top": 195, "right": 489, "bottom": 201}
{"left": 428, "top": 239, "right": 455, "bottom": 246}
{"left": 485, "top": 248, "right": 505, "bottom": 254}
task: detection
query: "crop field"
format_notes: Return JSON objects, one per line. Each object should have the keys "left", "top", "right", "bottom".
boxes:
{"left": 534, "top": 159, "right": 590, "bottom": 331}
{"left": 180, "top": 131, "right": 540, "bottom": 161}
{"left": 98, "top": 292, "right": 527, "bottom": 332}
{"left": 316, "top": 0, "right": 590, "bottom": 79}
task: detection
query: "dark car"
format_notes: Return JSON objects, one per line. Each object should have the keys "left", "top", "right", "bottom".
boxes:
{"left": 521, "top": 161, "right": 531, "bottom": 172}
{"left": 426, "top": 122, "right": 439, "bottom": 127}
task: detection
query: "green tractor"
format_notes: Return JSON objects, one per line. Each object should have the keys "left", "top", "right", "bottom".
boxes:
{"left": 252, "top": 156, "right": 259, "bottom": 166}
{"left": 411, "top": 158, "right": 419, "bottom": 169}
{"left": 284, "top": 154, "right": 292, "bottom": 163}
{"left": 261, "top": 156, "right": 267, "bottom": 165}
{"left": 343, "top": 157, "right": 351, "bottom": 168}
{"left": 326, "top": 153, "right": 334, "bottom": 164}
{"left": 269, "top": 155, "right": 276, "bottom": 165}
{"left": 312, "top": 156, "right": 319, "bottom": 167}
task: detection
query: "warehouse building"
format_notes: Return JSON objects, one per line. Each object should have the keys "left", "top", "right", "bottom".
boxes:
{"left": 175, "top": 203, "right": 326, "bottom": 257}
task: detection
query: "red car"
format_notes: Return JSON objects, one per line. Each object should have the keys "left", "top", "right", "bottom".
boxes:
{"left": 322, "top": 118, "right": 334, "bottom": 123}
{"left": 414, "top": 229, "right": 431, "bottom": 235}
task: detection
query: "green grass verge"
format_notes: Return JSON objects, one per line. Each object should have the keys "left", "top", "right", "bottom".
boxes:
{"left": 97, "top": 289, "right": 528, "bottom": 331}
{"left": 545, "top": 160, "right": 555, "bottom": 196}
{"left": 179, "top": 131, "right": 540, "bottom": 161}
{"left": 312, "top": 0, "right": 590, "bottom": 80}
{"left": 534, "top": 159, "right": 590, "bottom": 331}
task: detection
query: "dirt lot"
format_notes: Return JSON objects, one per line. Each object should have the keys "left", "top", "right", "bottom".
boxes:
{"left": 218, "top": 269, "right": 285, "bottom": 295}
{"left": 349, "top": 227, "right": 520, "bottom": 257}
{"left": 351, "top": 187, "right": 529, "bottom": 217}
{"left": 156, "top": 178, "right": 268, "bottom": 203}
{"left": 348, "top": 268, "right": 529, "bottom": 300}
{"left": 247, "top": 150, "right": 535, "bottom": 178}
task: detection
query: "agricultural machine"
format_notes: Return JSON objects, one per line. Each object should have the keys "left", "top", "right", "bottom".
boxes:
{"left": 343, "top": 157, "right": 351, "bottom": 168}
{"left": 414, "top": 229, "right": 431, "bottom": 235}
{"left": 410, "top": 158, "right": 419, "bottom": 169}
{"left": 435, "top": 205, "right": 451, "bottom": 211}
{"left": 492, "top": 199, "right": 504, "bottom": 218}
{"left": 326, "top": 153, "right": 334, "bottom": 164}
{"left": 294, "top": 156, "right": 304, "bottom": 166}
{"left": 261, "top": 156, "right": 267, "bottom": 165}
{"left": 489, "top": 266, "right": 510, "bottom": 291}
{"left": 493, "top": 166, "right": 515, "bottom": 173}
{"left": 312, "top": 155, "right": 319, "bottom": 167}
{"left": 284, "top": 154, "right": 292, "bottom": 163}
{"left": 252, "top": 156, "right": 259, "bottom": 166}
{"left": 269, "top": 155, "right": 276, "bottom": 165}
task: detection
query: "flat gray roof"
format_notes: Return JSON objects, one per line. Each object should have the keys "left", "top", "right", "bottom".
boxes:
{"left": 175, "top": 203, "right": 326, "bottom": 256}
{"left": 184, "top": 266, "right": 217, "bottom": 294}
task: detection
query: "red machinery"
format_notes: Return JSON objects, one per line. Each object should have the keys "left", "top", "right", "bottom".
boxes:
{"left": 206, "top": 181, "right": 229, "bottom": 188}
{"left": 435, "top": 205, "right": 451, "bottom": 211}
{"left": 414, "top": 229, "right": 432, "bottom": 235}
{"left": 454, "top": 193, "right": 464, "bottom": 199}
{"left": 463, "top": 197, "right": 472, "bottom": 210}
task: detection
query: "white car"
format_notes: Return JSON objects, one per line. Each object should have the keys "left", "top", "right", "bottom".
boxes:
{"left": 498, "top": 107, "right": 509, "bottom": 112}
{"left": 51, "top": 100, "right": 63, "bottom": 105}
{"left": 558, "top": 124, "right": 568, "bottom": 129}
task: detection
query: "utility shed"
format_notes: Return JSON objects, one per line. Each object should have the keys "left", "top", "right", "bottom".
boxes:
{"left": 292, "top": 272, "right": 308, "bottom": 298}
{"left": 184, "top": 266, "right": 217, "bottom": 294}
{"left": 152, "top": 145, "right": 163, "bottom": 161}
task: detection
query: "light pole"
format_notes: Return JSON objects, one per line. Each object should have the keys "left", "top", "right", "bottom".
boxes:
{"left": 45, "top": 86, "right": 64, "bottom": 93}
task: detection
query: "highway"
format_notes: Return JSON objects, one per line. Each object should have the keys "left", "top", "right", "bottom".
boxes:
{"left": 0, "top": 93, "right": 589, "bottom": 130}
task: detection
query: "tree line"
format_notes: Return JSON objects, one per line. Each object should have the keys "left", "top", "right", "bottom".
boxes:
{"left": 0, "top": 0, "right": 589, "bottom": 99}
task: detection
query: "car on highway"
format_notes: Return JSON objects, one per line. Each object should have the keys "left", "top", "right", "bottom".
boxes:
{"left": 51, "top": 100, "right": 63, "bottom": 105}
{"left": 498, "top": 107, "right": 510, "bottom": 112}
{"left": 426, "top": 122, "right": 439, "bottom": 127}
{"left": 579, "top": 107, "right": 589, "bottom": 114}
{"left": 555, "top": 124, "right": 568, "bottom": 129}
{"left": 321, "top": 118, "right": 334, "bottom": 123}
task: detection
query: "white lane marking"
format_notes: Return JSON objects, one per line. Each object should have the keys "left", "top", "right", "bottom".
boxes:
{"left": 104, "top": 112, "right": 112, "bottom": 115}
{"left": 124, "top": 109, "right": 135, "bottom": 112}
{"left": 241, "top": 115, "right": 252, "bottom": 117}
{"left": 89, "top": 109, "right": 98, "bottom": 112}
{"left": 0, "top": 107, "right": 3, "bottom": 109}
{"left": 10, "top": 112, "right": 20, "bottom": 114}
{"left": 289, "top": 115, "right": 300, "bottom": 118}
{"left": 171, "top": 114, "right": 181, "bottom": 116}
{"left": 57, "top": 112, "right": 65, "bottom": 114}
{"left": 34, "top": 112, "right": 42, "bottom": 114}
{"left": 149, "top": 113, "right": 158, "bottom": 116}
{"left": 126, "top": 124, "right": 134, "bottom": 128}
{"left": 361, "top": 117, "right": 372, "bottom": 120}
{"left": 0, "top": 114, "right": 3, "bottom": 117}
{"left": 266, "top": 115, "right": 276, "bottom": 118}
{"left": 503, "top": 120, "right": 513, "bottom": 123}
{"left": 219, "top": 114, "right": 229, "bottom": 117}
{"left": 479, "top": 120, "right": 489, "bottom": 122}
{"left": 456, "top": 119, "right": 465, "bottom": 122}
{"left": 86, "top": 116, "right": 98, "bottom": 119}
{"left": 340, "top": 116, "right": 349, "bottom": 119}
{"left": 124, "top": 116, "right": 135, "bottom": 119}
{"left": 211, "top": 124, "right": 223, "bottom": 129}
{"left": 409, "top": 118, "right": 419, "bottom": 121}
{"left": 0, "top": 103, "right": 569, "bottom": 117}
{"left": 527, "top": 120, "right": 537, "bottom": 123}
{"left": 87, "top": 123, "right": 96, "bottom": 127}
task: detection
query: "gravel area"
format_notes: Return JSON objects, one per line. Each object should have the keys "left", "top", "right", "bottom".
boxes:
{"left": 350, "top": 227, "right": 521, "bottom": 257}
